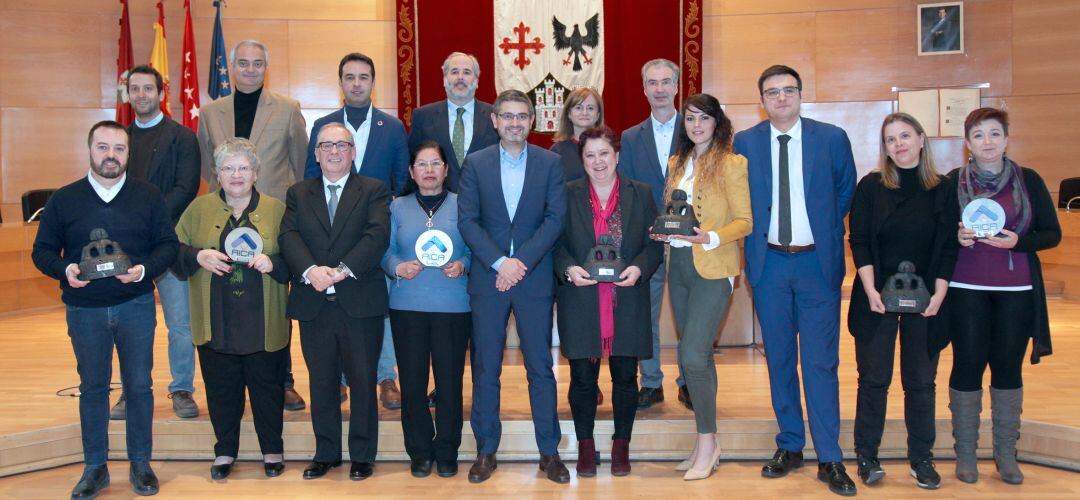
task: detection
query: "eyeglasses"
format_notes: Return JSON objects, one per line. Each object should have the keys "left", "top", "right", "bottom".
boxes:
{"left": 218, "top": 165, "right": 253, "bottom": 174}
{"left": 317, "top": 141, "right": 354, "bottom": 152}
{"left": 497, "top": 112, "right": 531, "bottom": 122}
{"left": 762, "top": 86, "right": 800, "bottom": 100}
{"left": 413, "top": 160, "right": 446, "bottom": 170}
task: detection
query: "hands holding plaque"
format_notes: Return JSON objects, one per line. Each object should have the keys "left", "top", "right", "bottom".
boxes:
{"left": 958, "top": 198, "right": 1019, "bottom": 249}
{"left": 650, "top": 189, "right": 699, "bottom": 239}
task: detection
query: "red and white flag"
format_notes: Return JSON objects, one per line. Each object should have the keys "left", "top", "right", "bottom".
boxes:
{"left": 494, "top": 0, "right": 605, "bottom": 133}
{"left": 115, "top": 0, "right": 134, "bottom": 126}
{"left": 180, "top": 0, "right": 200, "bottom": 131}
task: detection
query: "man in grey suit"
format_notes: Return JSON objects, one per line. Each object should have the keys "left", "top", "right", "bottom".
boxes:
{"left": 196, "top": 39, "right": 308, "bottom": 410}
{"left": 617, "top": 58, "right": 687, "bottom": 410}
{"left": 407, "top": 52, "right": 500, "bottom": 192}
{"left": 110, "top": 64, "right": 202, "bottom": 421}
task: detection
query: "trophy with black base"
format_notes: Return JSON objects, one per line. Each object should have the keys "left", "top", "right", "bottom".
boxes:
{"left": 583, "top": 234, "right": 625, "bottom": 283}
{"left": 78, "top": 228, "right": 132, "bottom": 280}
{"left": 651, "top": 189, "right": 698, "bottom": 237}
{"left": 881, "top": 261, "right": 931, "bottom": 314}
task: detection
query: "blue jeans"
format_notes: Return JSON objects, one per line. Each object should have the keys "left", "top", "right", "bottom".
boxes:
{"left": 155, "top": 270, "right": 194, "bottom": 393}
{"left": 638, "top": 260, "right": 685, "bottom": 389}
{"left": 66, "top": 293, "right": 156, "bottom": 466}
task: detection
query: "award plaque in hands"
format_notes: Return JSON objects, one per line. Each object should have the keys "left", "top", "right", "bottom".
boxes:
{"left": 962, "top": 198, "right": 1006, "bottom": 239}
{"left": 881, "top": 261, "right": 931, "bottom": 314}
{"left": 583, "top": 234, "right": 625, "bottom": 283}
{"left": 652, "top": 189, "right": 698, "bottom": 236}
{"left": 79, "top": 228, "right": 132, "bottom": 280}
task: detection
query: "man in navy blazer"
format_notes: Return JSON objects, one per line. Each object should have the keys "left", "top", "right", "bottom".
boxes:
{"left": 457, "top": 90, "right": 568, "bottom": 484}
{"left": 617, "top": 58, "right": 687, "bottom": 411}
{"left": 733, "top": 65, "right": 857, "bottom": 496}
{"left": 408, "top": 52, "right": 500, "bottom": 192}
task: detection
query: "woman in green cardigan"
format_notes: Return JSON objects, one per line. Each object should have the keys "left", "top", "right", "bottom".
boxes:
{"left": 174, "top": 138, "right": 290, "bottom": 480}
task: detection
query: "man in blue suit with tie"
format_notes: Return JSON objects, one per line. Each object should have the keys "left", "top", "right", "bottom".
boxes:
{"left": 617, "top": 58, "right": 687, "bottom": 411}
{"left": 305, "top": 53, "right": 410, "bottom": 410}
{"left": 733, "top": 65, "right": 857, "bottom": 496}
{"left": 457, "top": 89, "right": 568, "bottom": 484}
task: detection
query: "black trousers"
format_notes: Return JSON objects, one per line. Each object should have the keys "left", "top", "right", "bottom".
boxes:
{"left": 299, "top": 300, "right": 383, "bottom": 462}
{"left": 567, "top": 356, "right": 638, "bottom": 441}
{"left": 197, "top": 345, "right": 286, "bottom": 458}
{"left": 948, "top": 288, "right": 1033, "bottom": 391}
{"left": 853, "top": 313, "right": 939, "bottom": 462}
{"left": 389, "top": 309, "right": 470, "bottom": 462}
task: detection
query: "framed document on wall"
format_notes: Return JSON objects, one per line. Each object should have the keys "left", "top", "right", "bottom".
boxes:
{"left": 897, "top": 87, "right": 982, "bottom": 137}
{"left": 918, "top": 2, "right": 964, "bottom": 56}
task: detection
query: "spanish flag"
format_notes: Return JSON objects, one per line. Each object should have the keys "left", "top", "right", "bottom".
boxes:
{"left": 149, "top": 1, "right": 171, "bottom": 117}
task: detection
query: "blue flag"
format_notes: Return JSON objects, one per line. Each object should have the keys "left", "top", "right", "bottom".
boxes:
{"left": 208, "top": 1, "right": 231, "bottom": 99}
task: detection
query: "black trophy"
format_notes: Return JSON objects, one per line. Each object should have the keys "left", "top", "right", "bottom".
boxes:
{"left": 881, "top": 261, "right": 931, "bottom": 314}
{"left": 78, "top": 228, "right": 132, "bottom": 280}
{"left": 652, "top": 189, "right": 698, "bottom": 236}
{"left": 583, "top": 234, "right": 625, "bottom": 283}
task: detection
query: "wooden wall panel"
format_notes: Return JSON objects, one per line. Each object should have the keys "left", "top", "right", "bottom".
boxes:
{"left": 1012, "top": 0, "right": 1080, "bottom": 95}
{"left": 709, "top": 13, "right": 817, "bottom": 105}
{"left": 198, "top": 0, "right": 381, "bottom": 21}
{"left": 802, "top": 101, "right": 895, "bottom": 177}
{"left": 716, "top": 0, "right": 900, "bottom": 15}
{"left": 286, "top": 21, "right": 397, "bottom": 110}
{"left": 0, "top": 108, "right": 114, "bottom": 201}
{"left": 994, "top": 94, "right": 1073, "bottom": 196}
{"left": 0, "top": 12, "right": 103, "bottom": 108}
{"left": 814, "top": 8, "right": 899, "bottom": 102}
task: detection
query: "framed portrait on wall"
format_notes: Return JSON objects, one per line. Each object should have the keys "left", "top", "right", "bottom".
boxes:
{"left": 918, "top": 2, "right": 964, "bottom": 55}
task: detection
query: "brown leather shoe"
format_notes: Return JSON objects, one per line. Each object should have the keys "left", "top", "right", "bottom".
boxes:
{"left": 284, "top": 387, "right": 306, "bottom": 411}
{"left": 379, "top": 379, "right": 402, "bottom": 410}
{"left": 468, "top": 453, "right": 497, "bottom": 483}
{"left": 539, "top": 454, "right": 570, "bottom": 484}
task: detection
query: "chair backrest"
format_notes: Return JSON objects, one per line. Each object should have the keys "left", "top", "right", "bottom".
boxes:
{"left": 1060, "top": 177, "right": 1080, "bottom": 209}
{"left": 22, "top": 189, "right": 56, "bottom": 222}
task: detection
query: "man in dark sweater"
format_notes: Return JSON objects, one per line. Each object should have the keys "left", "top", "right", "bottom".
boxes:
{"left": 32, "top": 121, "right": 178, "bottom": 499}
{"left": 113, "top": 64, "right": 202, "bottom": 420}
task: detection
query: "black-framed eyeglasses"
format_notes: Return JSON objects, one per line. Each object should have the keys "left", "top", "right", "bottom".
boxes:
{"left": 763, "top": 86, "right": 800, "bottom": 99}
{"left": 317, "top": 141, "right": 354, "bottom": 152}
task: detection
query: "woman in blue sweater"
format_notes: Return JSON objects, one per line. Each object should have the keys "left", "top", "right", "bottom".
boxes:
{"left": 381, "top": 140, "right": 471, "bottom": 478}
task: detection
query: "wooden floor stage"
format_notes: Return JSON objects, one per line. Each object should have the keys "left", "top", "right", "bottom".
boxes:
{"left": 0, "top": 298, "right": 1077, "bottom": 495}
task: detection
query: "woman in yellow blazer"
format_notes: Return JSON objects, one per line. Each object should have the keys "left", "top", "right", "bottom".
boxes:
{"left": 652, "top": 93, "right": 752, "bottom": 480}
{"left": 174, "top": 138, "right": 291, "bottom": 480}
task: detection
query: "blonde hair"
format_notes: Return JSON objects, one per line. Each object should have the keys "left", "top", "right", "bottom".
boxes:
{"left": 878, "top": 113, "right": 940, "bottom": 190}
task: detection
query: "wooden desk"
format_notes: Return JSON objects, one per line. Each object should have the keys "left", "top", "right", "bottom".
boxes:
{"left": 0, "top": 223, "right": 61, "bottom": 314}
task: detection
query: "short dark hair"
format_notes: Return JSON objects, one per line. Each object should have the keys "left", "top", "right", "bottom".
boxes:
{"left": 87, "top": 120, "right": 129, "bottom": 147}
{"left": 577, "top": 126, "right": 620, "bottom": 158}
{"left": 128, "top": 64, "right": 163, "bottom": 92}
{"left": 338, "top": 52, "right": 375, "bottom": 82}
{"left": 493, "top": 89, "right": 535, "bottom": 117}
{"left": 964, "top": 107, "right": 1010, "bottom": 138}
{"left": 757, "top": 65, "right": 802, "bottom": 95}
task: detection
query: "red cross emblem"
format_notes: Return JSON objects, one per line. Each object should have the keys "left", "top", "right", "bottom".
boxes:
{"left": 499, "top": 22, "right": 545, "bottom": 70}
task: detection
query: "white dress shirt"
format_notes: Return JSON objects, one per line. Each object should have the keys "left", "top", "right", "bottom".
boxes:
{"left": 447, "top": 99, "right": 476, "bottom": 153}
{"left": 768, "top": 119, "right": 814, "bottom": 246}
{"left": 343, "top": 104, "right": 374, "bottom": 172}
{"left": 650, "top": 112, "right": 677, "bottom": 176}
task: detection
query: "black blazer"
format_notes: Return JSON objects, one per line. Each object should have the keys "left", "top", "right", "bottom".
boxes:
{"left": 553, "top": 175, "right": 662, "bottom": 360}
{"left": 550, "top": 139, "right": 585, "bottom": 183}
{"left": 126, "top": 117, "right": 201, "bottom": 224}
{"left": 279, "top": 173, "right": 390, "bottom": 321}
{"left": 407, "top": 99, "right": 500, "bottom": 192}
{"left": 846, "top": 171, "right": 956, "bottom": 342}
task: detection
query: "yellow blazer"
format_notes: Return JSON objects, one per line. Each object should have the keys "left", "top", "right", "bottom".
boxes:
{"left": 664, "top": 151, "right": 753, "bottom": 279}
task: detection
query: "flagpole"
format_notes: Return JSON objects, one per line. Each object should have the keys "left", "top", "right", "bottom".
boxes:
{"left": 181, "top": 0, "right": 201, "bottom": 130}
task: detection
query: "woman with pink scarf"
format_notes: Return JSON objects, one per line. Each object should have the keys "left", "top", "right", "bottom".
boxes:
{"left": 554, "top": 125, "right": 662, "bottom": 478}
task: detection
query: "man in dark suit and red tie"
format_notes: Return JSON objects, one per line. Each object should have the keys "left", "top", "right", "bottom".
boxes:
{"left": 733, "top": 65, "right": 858, "bottom": 496}
{"left": 408, "top": 52, "right": 500, "bottom": 192}
{"left": 279, "top": 123, "right": 390, "bottom": 481}
{"left": 457, "top": 89, "right": 569, "bottom": 484}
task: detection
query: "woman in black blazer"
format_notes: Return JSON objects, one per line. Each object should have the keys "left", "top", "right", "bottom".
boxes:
{"left": 550, "top": 87, "right": 604, "bottom": 182}
{"left": 848, "top": 113, "right": 956, "bottom": 490}
{"left": 554, "top": 126, "right": 662, "bottom": 478}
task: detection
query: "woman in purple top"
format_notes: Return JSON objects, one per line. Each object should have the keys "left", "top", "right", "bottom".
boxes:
{"left": 943, "top": 107, "right": 1061, "bottom": 486}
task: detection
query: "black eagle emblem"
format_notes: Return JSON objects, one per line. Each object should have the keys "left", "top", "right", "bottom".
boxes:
{"left": 552, "top": 14, "right": 600, "bottom": 72}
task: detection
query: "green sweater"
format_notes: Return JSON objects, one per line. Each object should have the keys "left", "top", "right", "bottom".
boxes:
{"left": 175, "top": 191, "right": 290, "bottom": 352}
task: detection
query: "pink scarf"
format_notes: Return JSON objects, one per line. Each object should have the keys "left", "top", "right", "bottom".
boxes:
{"left": 589, "top": 178, "right": 620, "bottom": 358}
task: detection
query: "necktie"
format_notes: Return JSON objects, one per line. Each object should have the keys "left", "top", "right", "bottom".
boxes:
{"left": 328, "top": 184, "right": 340, "bottom": 225}
{"left": 778, "top": 134, "right": 792, "bottom": 246}
{"left": 452, "top": 107, "right": 466, "bottom": 165}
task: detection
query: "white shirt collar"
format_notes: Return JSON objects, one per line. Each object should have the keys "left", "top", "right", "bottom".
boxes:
{"left": 769, "top": 118, "right": 803, "bottom": 142}
{"left": 650, "top": 112, "right": 677, "bottom": 131}
{"left": 87, "top": 170, "right": 127, "bottom": 203}
{"left": 448, "top": 99, "right": 475, "bottom": 115}
{"left": 322, "top": 174, "right": 349, "bottom": 190}
{"left": 133, "top": 112, "right": 165, "bottom": 129}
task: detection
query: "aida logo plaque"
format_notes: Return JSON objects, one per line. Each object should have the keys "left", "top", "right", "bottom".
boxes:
{"left": 79, "top": 228, "right": 132, "bottom": 280}
{"left": 583, "top": 234, "right": 625, "bottom": 283}
{"left": 415, "top": 229, "right": 454, "bottom": 267}
{"left": 962, "top": 198, "right": 1006, "bottom": 239}
{"left": 652, "top": 189, "right": 698, "bottom": 236}
{"left": 224, "top": 227, "right": 263, "bottom": 263}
